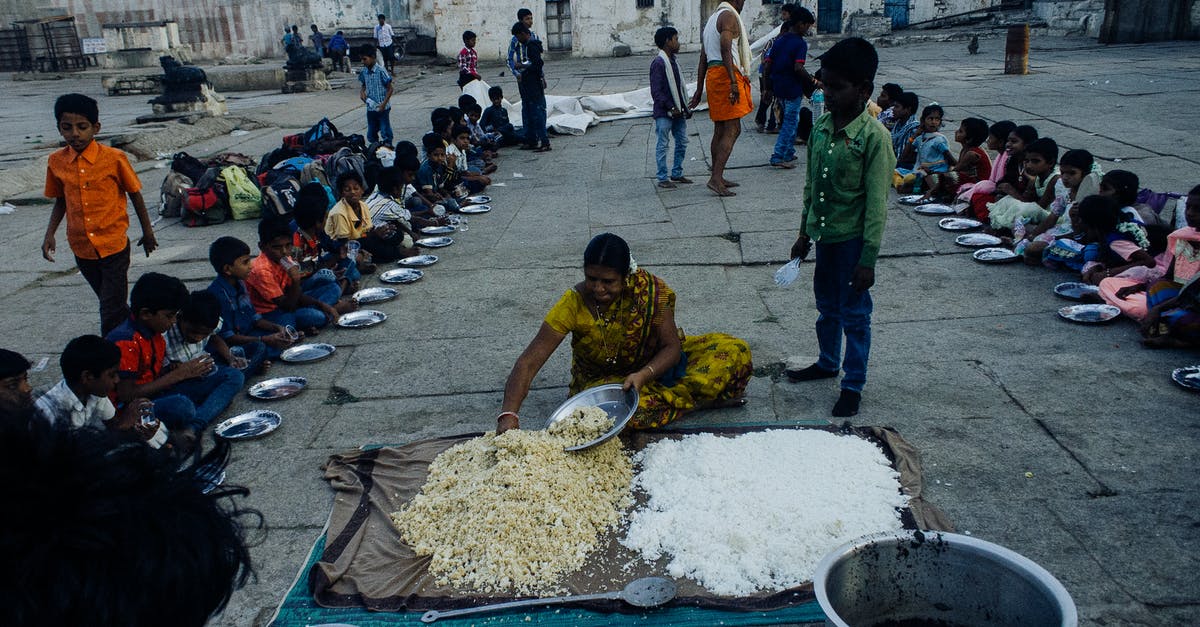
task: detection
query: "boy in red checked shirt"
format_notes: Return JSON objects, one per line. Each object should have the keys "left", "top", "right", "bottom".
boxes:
{"left": 457, "top": 30, "right": 481, "bottom": 88}
{"left": 42, "top": 93, "right": 157, "bottom": 336}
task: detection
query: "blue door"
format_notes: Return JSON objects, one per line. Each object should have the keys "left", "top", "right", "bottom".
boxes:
{"left": 884, "top": 0, "right": 909, "bottom": 29}
{"left": 817, "top": 0, "right": 842, "bottom": 34}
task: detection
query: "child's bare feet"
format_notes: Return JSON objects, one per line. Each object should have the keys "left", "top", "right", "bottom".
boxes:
{"left": 304, "top": 326, "right": 320, "bottom": 338}
{"left": 257, "top": 360, "right": 273, "bottom": 375}
{"left": 335, "top": 298, "right": 359, "bottom": 315}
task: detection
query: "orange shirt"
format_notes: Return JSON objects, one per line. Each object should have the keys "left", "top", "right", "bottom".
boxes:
{"left": 44, "top": 141, "right": 142, "bottom": 260}
{"left": 245, "top": 253, "right": 292, "bottom": 314}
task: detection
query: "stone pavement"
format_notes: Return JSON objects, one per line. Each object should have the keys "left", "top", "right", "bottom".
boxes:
{"left": 1, "top": 34, "right": 1198, "bottom": 626}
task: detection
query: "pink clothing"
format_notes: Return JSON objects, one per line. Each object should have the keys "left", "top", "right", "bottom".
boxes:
{"left": 1098, "top": 227, "right": 1200, "bottom": 320}
{"left": 1099, "top": 277, "right": 1149, "bottom": 320}
{"left": 1168, "top": 226, "right": 1200, "bottom": 283}
{"left": 957, "top": 150, "right": 1008, "bottom": 202}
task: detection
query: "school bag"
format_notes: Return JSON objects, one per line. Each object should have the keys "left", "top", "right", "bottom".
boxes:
{"left": 256, "top": 146, "right": 300, "bottom": 176}
{"left": 299, "top": 160, "right": 330, "bottom": 188}
{"left": 261, "top": 177, "right": 302, "bottom": 218}
{"left": 183, "top": 167, "right": 229, "bottom": 227}
{"left": 282, "top": 133, "right": 305, "bottom": 151}
{"left": 219, "top": 165, "right": 263, "bottom": 221}
{"left": 158, "top": 170, "right": 193, "bottom": 218}
{"left": 171, "top": 152, "right": 208, "bottom": 182}
{"left": 326, "top": 147, "right": 365, "bottom": 185}
{"left": 303, "top": 117, "right": 341, "bottom": 145}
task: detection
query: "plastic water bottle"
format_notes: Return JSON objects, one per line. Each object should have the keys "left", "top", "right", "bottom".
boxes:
{"left": 810, "top": 89, "right": 824, "bottom": 120}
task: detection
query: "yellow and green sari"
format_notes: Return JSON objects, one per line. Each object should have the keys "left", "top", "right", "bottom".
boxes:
{"left": 544, "top": 269, "right": 752, "bottom": 428}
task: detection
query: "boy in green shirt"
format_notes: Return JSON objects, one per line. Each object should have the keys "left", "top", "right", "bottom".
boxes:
{"left": 786, "top": 37, "right": 896, "bottom": 417}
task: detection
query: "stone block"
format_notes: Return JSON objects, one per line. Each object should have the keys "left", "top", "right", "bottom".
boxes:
{"left": 612, "top": 43, "right": 632, "bottom": 57}
{"left": 282, "top": 68, "right": 331, "bottom": 93}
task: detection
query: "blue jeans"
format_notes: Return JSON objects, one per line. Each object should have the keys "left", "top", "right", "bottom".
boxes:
{"left": 221, "top": 341, "right": 267, "bottom": 375}
{"left": 654, "top": 116, "right": 688, "bottom": 182}
{"left": 366, "top": 108, "right": 393, "bottom": 145}
{"left": 155, "top": 365, "right": 245, "bottom": 432}
{"left": 771, "top": 96, "right": 804, "bottom": 164}
{"left": 813, "top": 238, "right": 873, "bottom": 393}
{"left": 520, "top": 84, "right": 548, "bottom": 146}
{"left": 264, "top": 269, "right": 342, "bottom": 329}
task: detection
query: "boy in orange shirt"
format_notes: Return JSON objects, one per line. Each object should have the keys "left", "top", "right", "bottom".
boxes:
{"left": 42, "top": 93, "right": 157, "bottom": 335}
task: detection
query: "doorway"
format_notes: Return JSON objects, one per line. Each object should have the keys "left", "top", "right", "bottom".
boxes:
{"left": 817, "top": 0, "right": 842, "bottom": 34}
{"left": 544, "top": 0, "right": 572, "bottom": 51}
{"left": 883, "top": 0, "right": 909, "bottom": 29}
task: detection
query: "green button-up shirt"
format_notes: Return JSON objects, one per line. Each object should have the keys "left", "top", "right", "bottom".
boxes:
{"left": 801, "top": 107, "right": 896, "bottom": 268}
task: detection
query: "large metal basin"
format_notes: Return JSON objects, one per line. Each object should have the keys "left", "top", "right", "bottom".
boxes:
{"left": 544, "top": 384, "right": 638, "bottom": 451}
{"left": 814, "top": 530, "right": 1077, "bottom": 627}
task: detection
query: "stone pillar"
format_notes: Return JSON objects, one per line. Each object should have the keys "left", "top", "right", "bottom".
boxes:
{"left": 1004, "top": 24, "right": 1030, "bottom": 75}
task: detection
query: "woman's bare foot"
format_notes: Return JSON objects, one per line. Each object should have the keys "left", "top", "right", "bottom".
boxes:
{"left": 723, "top": 179, "right": 740, "bottom": 188}
{"left": 707, "top": 180, "right": 736, "bottom": 197}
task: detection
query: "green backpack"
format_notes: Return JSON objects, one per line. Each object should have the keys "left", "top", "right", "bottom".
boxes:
{"left": 220, "top": 165, "right": 263, "bottom": 221}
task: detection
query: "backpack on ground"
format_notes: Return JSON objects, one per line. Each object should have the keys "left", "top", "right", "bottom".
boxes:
{"left": 326, "top": 147, "right": 365, "bottom": 185}
{"left": 257, "top": 146, "right": 300, "bottom": 175}
{"left": 261, "top": 177, "right": 302, "bottom": 218}
{"left": 183, "top": 167, "right": 229, "bottom": 227}
{"left": 299, "top": 160, "right": 330, "bottom": 188}
{"left": 219, "top": 165, "right": 263, "bottom": 221}
{"left": 282, "top": 133, "right": 305, "bottom": 151}
{"left": 303, "top": 117, "right": 341, "bottom": 145}
{"left": 158, "top": 170, "right": 193, "bottom": 218}
{"left": 171, "top": 152, "right": 208, "bottom": 182}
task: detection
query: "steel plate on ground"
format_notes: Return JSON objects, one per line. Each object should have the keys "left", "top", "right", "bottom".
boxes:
{"left": 280, "top": 343, "right": 336, "bottom": 363}
{"left": 416, "top": 236, "right": 454, "bottom": 248}
{"left": 215, "top": 410, "right": 282, "bottom": 440}
{"left": 420, "top": 225, "right": 456, "bottom": 235}
{"left": 459, "top": 204, "right": 491, "bottom": 214}
{"left": 398, "top": 255, "right": 439, "bottom": 267}
{"left": 353, "top": 286, "right": 399, "bottom": 304}
{"left": 972, "top": 247, "right": 1019, "bottom": 263}
{"left": 955, "top": 233, "right": 1002, "bottom": 248}
{"left": 1058, "top": 303, "right": 1121, "bottom": 324}
{"left": 544, "top": 383, "right": 640, "bottom": 452}
{"left": 915, "top": 203, "right": 958, "bottom": 215}
{"left": 380, "top": 268, "right": 425, "bottom": 284}
{"left": 898, "top": 194, "right": 931, "bottom": 205}
{"left": 938, "top": 217, "right": 983, "bottom": 231}
{"left": 1054, "top": 282, "right": 1101, "bottom": 301}
{"left": 337, "top": 309, "right": 387, "bottom": 328}
{"left": 248, "top": 376, "right": 307, "bottom": 400}
{"left": 464, "top": 195, "right": 491, "bottom": 205}
{"left": 1171, "top": 366, "right": 1200, "bottom": 392}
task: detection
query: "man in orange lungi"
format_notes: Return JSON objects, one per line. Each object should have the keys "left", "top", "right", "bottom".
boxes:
{"left": 688, "top": 0, "right": 753, "bottom": 197}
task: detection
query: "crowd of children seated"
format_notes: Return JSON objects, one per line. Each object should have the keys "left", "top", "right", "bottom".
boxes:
{"left": 875, "top": 83, "right": 1199, "bottom": 350}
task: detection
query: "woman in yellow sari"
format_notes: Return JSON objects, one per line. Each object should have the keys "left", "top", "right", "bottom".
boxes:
{"left": 498, "top": 233, "right": 752, "bottom": 433}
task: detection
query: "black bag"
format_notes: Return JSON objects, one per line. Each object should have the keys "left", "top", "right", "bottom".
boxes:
{"left": 256, "top": 147, "right": 300, "bottom": 176}
{"left": 261, "top": 178, "right": 302, "bottom": 218}
{"left": 303, "top": 117, "right": 341, "bottom": 145}
{"left": 171, "top": 152, "right": 208, "bottom": 182}
{"left": 182, "top": 167, "right": 229, "bottom": 226}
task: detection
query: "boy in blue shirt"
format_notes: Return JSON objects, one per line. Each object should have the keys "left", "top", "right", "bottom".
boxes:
{"left": 787, "top": 38, "right": 896, "bottom": 418}
{"left": 206, "top": 236, "right": 292, "bottom": 364}
{"left": 358, "top": 45, "right": 394, "bottom": 145}
{"left": 766, "top": 8, "right": 816, "bottom": 168}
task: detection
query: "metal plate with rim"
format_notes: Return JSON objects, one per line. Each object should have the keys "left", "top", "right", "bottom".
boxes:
{"left": 914, "top": 203, "right": 958, "bottom": 216}
{"left": 380, "top": 268, "right": 425, "bottom": 284}
{"left": 420, "top": 225, "right": 456, "bottom": 235}
{"left": 337, "top": 309, "right": 387, "bottom": 328}
{"left": 463, "top": 194, "right": 491, "bottom": 205}
{"left": 416, "top": 236, "right": 454, "bottom": 248}
{"left": 544, "top": 384, "right": 640, "bottom": 452}
{"left": 1053, "top": 282, "right": 1101, "bottom": 301}
{"left": 398, "top": 254, "right": 439, "bottom": 267}
{"left": 1170, "top": 366, "right": 1200, "bottom": 392}
{"left": 897, "top": 194, "right": 930, "bottom": 205}
{"left": 1058, "top": 303, "right": 1121, "bottom": 324}
{"left": 955, "top": 233, "right": 1002, "bottom": 248}
{"left": 353, "top": 286, "right": 399, "bottom": 304}
{"left": 247, "top": 376, "right": 307, "bottom": 400}
{"left": 938, "top": 217, "right": 983, "bottom": 231}
{"left": 459, "top": 204, "right": 492, "bottom": 214}
{"left": 972, "top": 247, "right": 1019, "bottom": 263}
{"left": 279, "top": 343, "right": 336, "bottom": 363}
{"left": 215, "top": 410, "right": 282, "bottom": 440}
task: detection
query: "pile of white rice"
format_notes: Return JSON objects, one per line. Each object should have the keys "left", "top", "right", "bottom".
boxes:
{"left": 620, "top": 429, "right": 907, "bottom": 596}
{"left": 390, "top": 407, "right": 632, "bottom": 595}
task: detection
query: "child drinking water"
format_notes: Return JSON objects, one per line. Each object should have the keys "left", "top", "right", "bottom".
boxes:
{"left": 987, "top": 136, "right": 1058, "bottom": 233}
{"left": 1015, "top": 148, "right": 1099, "bottom": 264}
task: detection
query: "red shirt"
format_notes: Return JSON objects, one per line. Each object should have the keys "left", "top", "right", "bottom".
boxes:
{"left": 244, "top": 253, "right": 292, "bottom": 314}
{"left": 106, "top": 317, "right": 167, "bottom": 401}
{"left": 44, "top": 141, "right": 142, "bottom": 260}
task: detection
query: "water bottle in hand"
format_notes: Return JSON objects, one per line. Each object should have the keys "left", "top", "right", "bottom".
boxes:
{"left": 810, "top": 89, "right": 824, "bottom": 121}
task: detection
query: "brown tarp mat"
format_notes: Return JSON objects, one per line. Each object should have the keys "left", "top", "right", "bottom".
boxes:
{"left": 311, "top": 424, "right": 953, "bottom": 613}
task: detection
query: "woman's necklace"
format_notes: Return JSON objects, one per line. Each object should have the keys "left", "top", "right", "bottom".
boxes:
{"left": 591, "top": 296, "right": 621, "bottom": 366}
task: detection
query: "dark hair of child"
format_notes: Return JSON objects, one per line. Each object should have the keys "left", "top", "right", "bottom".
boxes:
{"left": 258, "top": 216, "right": 293, "bottom": 245}
{"left": 512, "top": 22, "right": 531, "bottom": 37}
{"left": 180, "top": 290, "right": 222, "bottom": 329}
{"left": 791, "top": 7, "right": 815, "bottom": 24}
{"left": 458, "top": 94, "right": 477, "bottom": 111}
{"left": 584, "top": 233, "right": 631, "bottom": 276}
{"left": 422, "top": 132, "right": 445, "bottom": 154}
{"left": 1100, "top": 170, "right": 1139, "bottom": 207}
{"left": 378, "top": 13, "right": 386, "bottom": 19}
{"left": 430, "top": 107, "right": 450, "bottom": 126}
{"left": 462, "top": 30, "right": 476, "bottom": 43}
{"left": 1077, "top": 194, "right": 1119, "bottom": 233}
{"left": 398, "top": 154, "right": 421, "bottom": 172}
{"left": 54, "top": 93, "right": 99, "bottom": 124}
{"left": 394, "top": 141, "right": 418, "bottom": 160}
{"left": 358, "top": 44, "right": 376, "bottom": 59}
{"left": 1011, "top": 124, "right": 1038, "bottom": 146}
{"left": 895, "top": 91, "right": 918, "bottom": 114}
{"left": 960, "top": 118, "right": 989, "bottom": 146}
{"left": 447, "top": 106, "right": 464, "bottom": 123}
{"left": 1060, "top": 149, "right": 1094, "bottom": 172}
{"left": 881, "top": 83, "right": 903, "bottom": 101}
{"left": 1026, "top": 137, "right": 1059, "bottom": 164}
{"left": 432, "top": 115, "right": 452, "bottom": 134}
{"left": 1191, "top": 183, "right": 1200, "bottom": 196}
{"left": 310, "top": 24, "right": 318, "bottom": 31}
{"left": 488, "top": 85, "right": 504, "bottom": 100}
{"left": 654, "top": 27, "right": 678, "bottom": 49}
{"left": 466, "top": 102, "right": 483, "bottom": 115}
{"left": 376, "top": 167, "right": 402, "bottom": 195}
{"left": 60, "top": 335, "right": 120, "bottom": 384}
{"left": 209, "top": 236, "right": 251, "bottom": 274}
{"left": 451, "top": 124, "right": 470, "bottom": 138}
{"left": 293, "top": 196, "right": 327, "bottom": 230}
{"left": 517, "top": 7, "right": 532, "bottom": 19}
{"left": 815, "top": 37, "right": 878, "bottom": 86}
{"left": 920, "top": 104, "right": 944, "bottom": 122}
{"left": 989, "top": 120, "right": 1016, "bottom": 142}
{"left": 130, "top": 272, "right": 188, "bottom": 314}
{"left": 335, "top": 170, "right": 365, "bottom": 194}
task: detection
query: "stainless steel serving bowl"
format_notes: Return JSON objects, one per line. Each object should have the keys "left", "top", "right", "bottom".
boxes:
{"left": 814, "top": 530, "right": 1077, "bottom": 627}
{"left": 543, "top": 383, "right": 639, "bottom": 451}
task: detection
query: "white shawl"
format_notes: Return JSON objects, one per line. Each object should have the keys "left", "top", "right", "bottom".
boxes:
{"left": 717, "top": 1, "right": 754, "bottom": 76}
{"left": 657, "top": 50, "right": 687, "bottom": 114}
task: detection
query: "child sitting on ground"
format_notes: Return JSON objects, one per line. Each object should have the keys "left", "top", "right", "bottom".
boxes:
{"left": 929, "top": 117, "right": 991, "bottom": 201}
{"left": 1076, "top": 195, "right": 1156, "bottom": 285}
{"left": 166, "top": 290, "right": 265, "bottom": 377}
{"left": 958, "top": 120, "right": 1015, "bottom": 209}
{"left": 465, "top": 103, "right": 502, "bottom": 153}
{"left": 988, "top": 136, "right": 1058, "bottom": 233}
{"left": 294, "top": 193, "right": 361, "bottom": 294}
{"left": 895, "top": 104, "right": 952, "bottom": 193}
{"left": 1016, "top": 148, "right": 1101, "bottom": 265}
{"left": 35, "top": 335, "right": 167, "bottom": 448}
{"left": 246, "top": 218, "right": 352, "bottom": 335}
{"left": 875, "top": 83, "right": 903, "bottom": 130}
{"left": 369, "top": 165, "right": 449, "bottom": 234}
{"left": 889, "top": 91, "right": 920, "bottom": 169}
{"left": 448, "top": 125, "right": 493, "bottom": 193}
{"left": 108, "top": 272, "right": 244, "bottom": 453}
{"left": 481, "top": 86, "right": 522, "bottom": 147}
{"left": 326, "top": 171, "right": 413, "bottom": 264}
{"left": 417, "top": 132, "right": 460, "bottom": 209}
{"left": 206, "top": 236, "right": 292, "bottom": 361}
